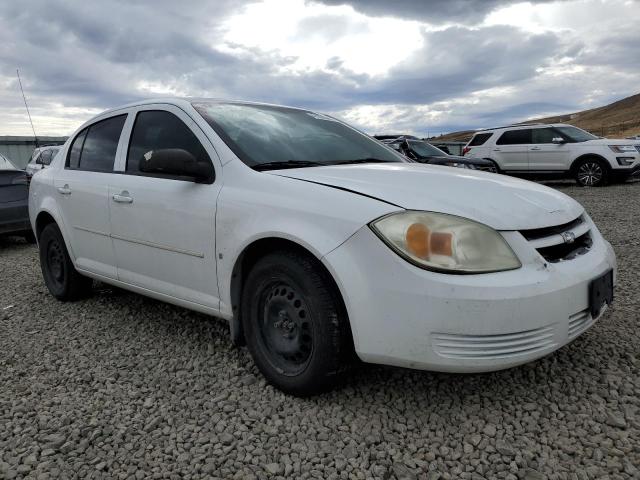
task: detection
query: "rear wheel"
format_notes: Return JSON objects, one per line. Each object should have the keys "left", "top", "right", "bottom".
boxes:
{"left": 575, "top": 158, "right": 608, "bottom": 186}
{"left": 241, "top": 250, "right": 351, "bottom": 396}
{"left": 484, "top": 159, "right": 500, "bottom": 173}
{"left": 39, "top": 223, "right": 93, "bottom": 300}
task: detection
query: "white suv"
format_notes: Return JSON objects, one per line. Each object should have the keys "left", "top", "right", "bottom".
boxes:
{"left": 462, "top": 123, "right": 640, "bottom": 186}
{"left": 29, "top": 99, "right": 616, "bottom": 395}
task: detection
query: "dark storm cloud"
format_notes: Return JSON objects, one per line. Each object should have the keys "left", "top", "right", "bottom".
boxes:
{"left": 312, "top": 0, "right": 565, "bottom": 23}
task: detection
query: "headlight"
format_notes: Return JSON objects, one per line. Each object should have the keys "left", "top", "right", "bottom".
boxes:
{"left": 370, "top": 211, "right": 521, "bottom": 274}
{"left": 608, "top": 145, "right": 637, "bottom": 153}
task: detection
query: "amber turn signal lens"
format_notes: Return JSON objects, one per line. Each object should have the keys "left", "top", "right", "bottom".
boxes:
{"left": 431, "top": 232, "right": 453, "bottom": 256}
{"left": 406, "top": 223, "right": 430, "bottom": 258}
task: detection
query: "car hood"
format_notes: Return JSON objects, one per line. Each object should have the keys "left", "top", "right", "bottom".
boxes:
{"left": 583, "top": 138, "right": 640, "bottom": 146}
{"left": 269, "top": 163, "right": 583, "bottom": 230}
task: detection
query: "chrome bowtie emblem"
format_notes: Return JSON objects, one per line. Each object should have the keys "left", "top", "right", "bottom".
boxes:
{"left": 561, "top": 231, "right": 576, "bottom": 244}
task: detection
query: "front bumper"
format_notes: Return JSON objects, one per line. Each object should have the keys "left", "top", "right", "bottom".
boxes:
{"left": 324, "top": 224, "right": 617, "bottom": 372}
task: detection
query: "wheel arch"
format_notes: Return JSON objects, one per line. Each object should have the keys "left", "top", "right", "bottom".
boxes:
{"left": 482, "top": 158, "right": 501, "bottom": 172}
{"left": 35, "top": 210, "right": 57, "bottom": 240}
{"left": 570, "top": 153, "right": 611, "bottom": 173}
{"left": 228, "top": 236, "right": 352, "bottom": 349}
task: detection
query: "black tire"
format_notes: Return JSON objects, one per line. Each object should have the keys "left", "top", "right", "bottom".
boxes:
{"left": 241, "top": 250, "right": 351, "bottom": 396}
{"left": 484, "top": 159, "right": 501, "bottom": 174}
{"left": 38, "top": 223, "right": 93, "bottom": 301}
{"left": 574, "top": 158, "right": 608, "bottom": 187}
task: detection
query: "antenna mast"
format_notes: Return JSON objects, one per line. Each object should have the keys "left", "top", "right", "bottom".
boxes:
{"left": 16, "top": 69, "right": 39, "bottom": 148}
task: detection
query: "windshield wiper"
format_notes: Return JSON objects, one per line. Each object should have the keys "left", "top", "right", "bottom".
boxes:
{"left": 252, "top": 160, "right": 325, "bottom": 171}
{"left": 330, "top": 158, "right": 391, "bottom": 166}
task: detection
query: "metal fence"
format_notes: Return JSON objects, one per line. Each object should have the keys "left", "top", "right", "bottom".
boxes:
{"left": 0, "top": 136, "right": 67, "bottom": 169}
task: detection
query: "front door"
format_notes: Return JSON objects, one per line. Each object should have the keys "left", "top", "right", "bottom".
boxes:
{"left": 528, "top": 128, "right": 571, "bottom": 171}
{"left": 108, "top": 106, "right": 221, "bottom": 308}
{"left": 53, "top": 114, "right": 127, "bottom": 279}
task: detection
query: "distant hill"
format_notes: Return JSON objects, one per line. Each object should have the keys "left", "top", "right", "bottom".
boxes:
{"left": 435, "top": 92, "right": 640, "bottom": 142}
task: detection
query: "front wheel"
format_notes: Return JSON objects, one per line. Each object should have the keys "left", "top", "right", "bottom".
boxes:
{"left": 241, "top": 250, "right": 352, "bottom": 396}
{"left": 575, "top": 158, "right": 608, "bottom": 186}
{"left": 38, "top": 223, "right": 93, "bottom": 300}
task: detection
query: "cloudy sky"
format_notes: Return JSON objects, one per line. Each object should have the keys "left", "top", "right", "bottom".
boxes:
{"left": 0, "top": 0, "right": 638, "bottom": 137}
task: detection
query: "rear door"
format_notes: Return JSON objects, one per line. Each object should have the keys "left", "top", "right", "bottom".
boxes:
{"left": 528, "top": 128, "right": 571, "bottom": 171}
{"left": 53, "top": 114, "right": 127, "bottom": 279}
{"left": 492, "top": 129, "right": 531, "bottom": 171}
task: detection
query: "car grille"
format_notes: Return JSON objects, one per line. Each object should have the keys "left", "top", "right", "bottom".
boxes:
{"left": 519, "top": 215, "right": 592, "bottom": 263}
{"left": 432, "top": 325, "right": 556, "bottom": 360}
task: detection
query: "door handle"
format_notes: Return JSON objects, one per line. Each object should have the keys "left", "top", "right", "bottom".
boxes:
{"left": 530, "top": 147, "right": 541, "bottom": 150}
{"left": 493, "top": 148, "right": 501, "bottom": 152}
{"left": 112, "top": 192, "right": 133, "bottom": 204}
{"left": 57, "top": 185, "right": 71, "bottom": 195}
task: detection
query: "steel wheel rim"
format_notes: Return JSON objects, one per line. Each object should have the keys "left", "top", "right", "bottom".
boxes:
{"left": 258, "top": 282, "right": 313, "bottom": 376}
{"left": 578, "top": 162, "right": 603, "bottom": 186}
{"left": 47, "top": 240, "right": 65, "bottom": 285}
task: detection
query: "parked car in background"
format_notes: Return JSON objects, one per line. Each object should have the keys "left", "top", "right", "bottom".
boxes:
{"left": 25, "top": 146, "right": 62, "bottom": 178}
{"left": 0, "top": 154, "right": 34, "bottom": 241}
{"left": 463, "top": 123, "right": 640, "bottom": 186}
{"left": 376, "top": 135, "right": 497, "bottom": 172}
{"left": 30, "top": 99, "right": 616, "bottom": 395}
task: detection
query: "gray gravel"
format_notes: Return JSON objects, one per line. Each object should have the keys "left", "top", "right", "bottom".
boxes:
{"left": 1, "top": 181, "right": 639, "bottom": 480}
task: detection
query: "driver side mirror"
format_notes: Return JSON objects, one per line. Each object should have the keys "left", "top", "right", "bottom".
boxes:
{"left": 139, "top": 148, "right": 214, "bottom": 183}
{"left": 551, "top": 137, "right": 565, "bottom": 144}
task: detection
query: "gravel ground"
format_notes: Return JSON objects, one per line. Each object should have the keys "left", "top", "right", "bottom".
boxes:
{"left": 1, "top": 181, "right": 639, "bottom": 480}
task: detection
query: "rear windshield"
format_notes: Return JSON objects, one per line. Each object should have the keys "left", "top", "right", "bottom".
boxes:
{"left": 408, "top": 140, "right": 447, "bottom": 157}
{"left": 0, "top": 155, "right": 17, "bottom": 170}
{"left": 468, "top": 133, "right": 492, "bottom": 146}
{"left": 193, "top": 102, "right": 403, "bottom": 169}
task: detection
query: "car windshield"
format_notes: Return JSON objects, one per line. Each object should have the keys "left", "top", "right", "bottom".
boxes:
{"left": 555, "top": 126, "right": 598, "bottom": 142}
{"left": 0, "top": 154, "right": 17, "bottom": 170}
{"left": 408, "top": 140, "right": 447, "bottom": 157}
{"left": 193, "top": 102, "right": 404, "bottom": 169}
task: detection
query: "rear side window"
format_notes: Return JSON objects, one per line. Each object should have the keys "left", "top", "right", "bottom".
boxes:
{"left": 126, "top": 110, "right": 212, "bottom": 177}
{"left": 67, "top": 130, "right": 87, "bottom": 169}
{"left": 496, "top": 129, "right": 531, "bottom": 145}
{"left": 531, "top": 128, "right": 558, "bottom": 144}
{"left": 468, "top": 133, "right": 492, "bottom": 146}
{"left": 79, "top": 115, "right": 126, "bottom": 172}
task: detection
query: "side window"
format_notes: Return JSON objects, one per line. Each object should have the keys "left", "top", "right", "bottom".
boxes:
{"left": 496, "top": 129, "right": 531, "bottom": 145}
{"left": 531, "top": 128, "right": 557, "bottom": 144}
{"left": 67, "top": 129, "right": 87, "bottom": 169}
{"left": 469, "top": 133, "right": 492, "bottom": 146}
{"left": 126, "top": 110, "right": 212, "bottom": 178}
{"left": 39, "top": 150, "right": 51, "bottom": 165}
{"left": 78, "top": 115, "right": 127, "bottom": 172}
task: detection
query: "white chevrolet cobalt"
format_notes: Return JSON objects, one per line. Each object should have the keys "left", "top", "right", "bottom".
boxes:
{"left": 29, "top": 99, "right": 616, "bottom": 395}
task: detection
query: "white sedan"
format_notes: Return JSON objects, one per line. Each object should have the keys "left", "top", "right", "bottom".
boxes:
{"left": 29, "top": 99, "right": 616, "bottom": 395}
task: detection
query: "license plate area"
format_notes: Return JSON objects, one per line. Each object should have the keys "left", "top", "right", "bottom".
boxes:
{"left": 589, "top": 269, "right": 613, "bottom": 318}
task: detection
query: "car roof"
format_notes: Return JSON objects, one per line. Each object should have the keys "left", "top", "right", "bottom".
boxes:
{"left": 475, "top": 123, "right": 574, "bottom": 134}
{"left": 95, "top": 97, "right": 311, "bottom": 118}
